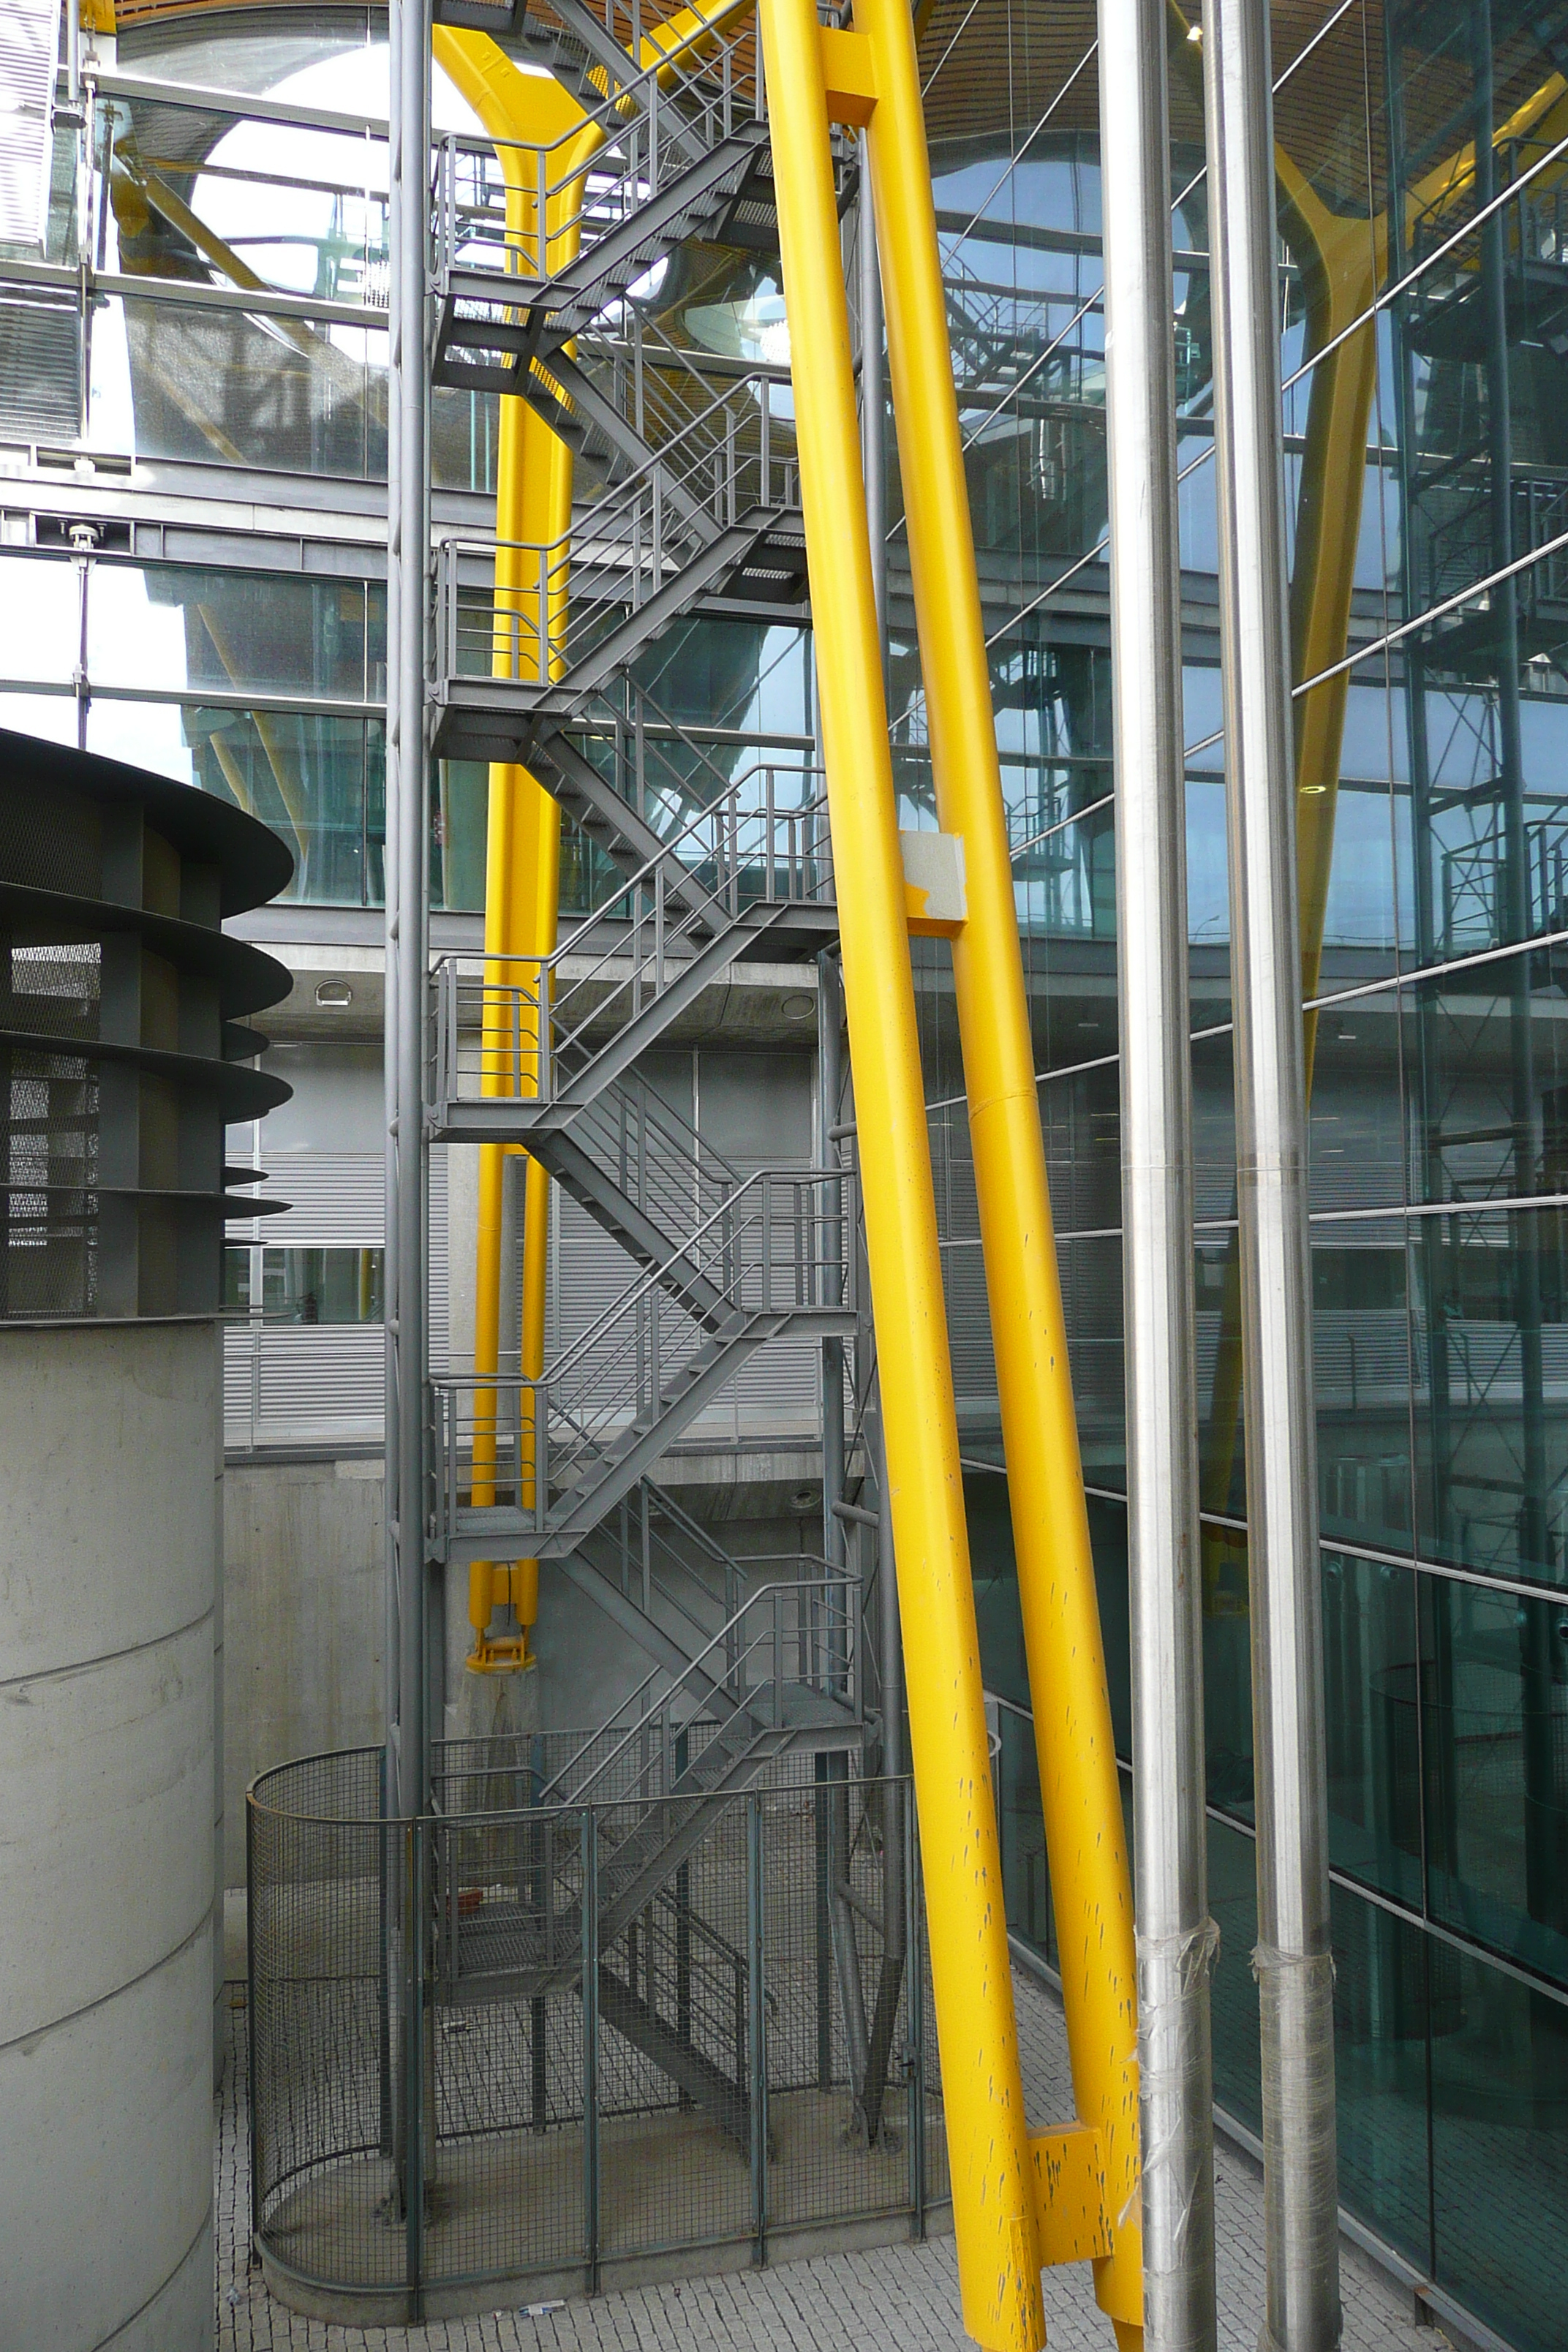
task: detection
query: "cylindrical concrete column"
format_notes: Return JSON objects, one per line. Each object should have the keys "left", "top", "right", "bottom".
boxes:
{"left": 0, "top": 1319, "right": 221, "bottom": 2352}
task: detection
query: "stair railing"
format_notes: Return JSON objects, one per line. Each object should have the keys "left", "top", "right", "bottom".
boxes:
{"left": 435, "top": 371, "right": 798, "bottom": 689}
{"left": 428, "top": 1164, "right": 855, "bottom": 1549}
{"left": 433, "top": 29, "right": 761, "bottom": 298}
{"left": 429, "top": 766, "right": 830, "bottom": 1114}
{"left": 539, "top": 1567, "right": 857, "bottom": 1809}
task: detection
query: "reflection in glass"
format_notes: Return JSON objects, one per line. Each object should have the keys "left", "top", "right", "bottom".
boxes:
{"left": 1409, "top": 1200, "right": 1568, "bottom": 1587}
{"left": 1429, "top": 1945, "right": 1568, "bottom": 2352}
{"left": 1421, "top": 1574, "right": 1568, "bottom": 1986}
{"left": 1330, "top": 1882, "right": 1433, "bottom": 2272}
{"left": 225, "top": 1245, "right": 385, "bottom": 1324}
{"left": 1323, "top": 1555, "right": 1423, "bottom": 1909}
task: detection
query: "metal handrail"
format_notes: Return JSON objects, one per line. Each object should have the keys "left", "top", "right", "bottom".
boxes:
{"left": 432, "top": 3, "right": 762, "bottom": 286}
{"left": 430, "top": 773, "right": 832, "bottom": 1111}
{"left": 427, "top": 1166, "right": 855, "bottom": 1550}
{"left": 540, "top": 1570, "right": 857, "bottom": 1809}
{"left": 434, "top": 375, "right": 799, "bottom": 687}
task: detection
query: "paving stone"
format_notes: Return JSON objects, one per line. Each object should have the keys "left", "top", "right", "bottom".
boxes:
{"left": 217, "top": 1969, "right": 1441, "bottom": 2351}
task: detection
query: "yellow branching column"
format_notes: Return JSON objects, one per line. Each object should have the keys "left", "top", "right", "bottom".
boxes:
{"left": 856, "top": 0, "right": 1142, "bottom": 2337}
{"left": 435, "top": 31, "right": 596, "bottom": 1667}
{"left": 758, "top": 1, "right": 1045, "bottom": 2344}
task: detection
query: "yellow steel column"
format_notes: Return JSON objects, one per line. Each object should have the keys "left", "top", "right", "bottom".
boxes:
{"left": 759, "top": 1, "right": 1044, "bottom": 2342}
{"left": 856, "top": 0, "right": 1142, "bottom": 2335}
{"left": 435, "top": 32, "right": 595, "bottom": 1662}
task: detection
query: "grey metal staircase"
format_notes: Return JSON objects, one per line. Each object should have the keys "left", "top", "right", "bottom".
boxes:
{"left": 429, "top": 0, "right": 774, "bottom": 391}
{"left": 414, "top": 0, "right": 884, "bottom": 2148}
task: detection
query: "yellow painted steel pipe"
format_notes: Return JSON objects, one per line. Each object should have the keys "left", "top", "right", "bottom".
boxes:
{"left": 758, "top": 1, "right": 1044, "bottom": 2343}
{"left": 857, "top": 0, "right": 1141, "bottom": 2334}
{"left": 435, "top": 31, "right": 595, "bottom": 1665}
{"left": 442, "top": 2, "right": 752, "bottom": 1662}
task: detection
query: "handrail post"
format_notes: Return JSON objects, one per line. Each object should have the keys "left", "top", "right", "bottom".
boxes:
{"left": 581, "top": 1806, "right": 600, "bottom": 2295}
{"left": 747, "top": 1792, "right": 768, "bottom": 2265}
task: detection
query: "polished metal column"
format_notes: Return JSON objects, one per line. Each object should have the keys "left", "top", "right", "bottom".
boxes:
{"left": 1200, "top": 2, "right": 1341, "bottom": 2344}
{"left": 386, "top": 0, "right": 432, "bottom": 1823}
{"left": 1098, "top": 0, "right": 1217, "bottom": 2340}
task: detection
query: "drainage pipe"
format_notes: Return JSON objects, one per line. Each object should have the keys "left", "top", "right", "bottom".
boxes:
{"left": 1199, "top": 1, "right": 1341, "bottom": 2343}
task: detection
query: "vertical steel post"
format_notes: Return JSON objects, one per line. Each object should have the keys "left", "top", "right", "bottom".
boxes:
{"left": 818, "top": 949, "right": 846, "bottom": 1586}
{"left": 387, "top": 0, "right": 432, "bottom": 1820}
{"left": 747, "top": 1791, "right": 769, "bottom": 2265}
{"left": 815, "top": 1752, "right": 833, "bottom": 2089}
{"left": 386, "top": 4, "right": 431, "bottom": 2301}
{"left": 582, "top": 1806, "right": 600, "bottom": 2293}
{"left": 1200, "top": 2, "right": 1341, "bottom": 2345}
{"left": 1099, "top": 0, "right": 1217, "bottom": 2341}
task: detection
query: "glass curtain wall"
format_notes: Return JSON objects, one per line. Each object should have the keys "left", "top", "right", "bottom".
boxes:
{"left": 911, "top": 3, "right": 1568, "bottom": 2346}
{"left": 5, "top": 0, "right": 1564, "bottom": 2332}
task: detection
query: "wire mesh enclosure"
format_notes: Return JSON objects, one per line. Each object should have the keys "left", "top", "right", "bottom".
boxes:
{"left": 248, "top": 1747, "right": 946, "bottom": 2317}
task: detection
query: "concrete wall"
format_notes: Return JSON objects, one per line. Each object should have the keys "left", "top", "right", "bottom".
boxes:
{"left": 222, "top": 1454, "right": 385, "bottom": 1886}
{"left": 220, "top": 1455, "right": 826, "bottom": 1883}
{"left": 0, "top": 1320, "right": 219, "bottom": 2352}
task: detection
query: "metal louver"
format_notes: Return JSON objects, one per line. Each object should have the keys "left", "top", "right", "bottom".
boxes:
{"left": 0, "top": 0, "right": 60, "bottom": 252}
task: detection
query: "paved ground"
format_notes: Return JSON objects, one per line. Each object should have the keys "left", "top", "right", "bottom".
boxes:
{"left": 217, "top": 1966, "right": 1439, "bottom": 2352}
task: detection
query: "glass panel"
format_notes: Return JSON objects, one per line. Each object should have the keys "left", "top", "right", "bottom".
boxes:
{"left": 1409, "top": 1200, "right": 1568, "bottom": 1588}
{"left": 0, "top": 555, "right": 78, "bottom": 688}
{"left": 1309, "top": 992, "right": 1406, "bottom": 1216}
{"left": 223, "top": 1248, "right": 252, "bottom": 1311}
{"left": 184, "top": 706, "right": 384, "bottom": 906}
{"left": 1315, "top": 1216, "right": 1416, "bottom": 1558}
{"left": 1060, "top": 1231, "right": 1125, "bottom": 1490}
{"left": 1207, "top": 1812, "right": 1263, "bottom": 2137}
{"left": 995, "top": 1703, "right": 1057, "bottom": 1969}
{"left": 1331, "top": 1882, "right": 1433, "bottom": 2272}
{"left": 1430, "top": 1949, "right": 1568, "bottom": 2352}
{"left": 1420, "top": 1572, "right": 1568, "bottom": 1987}
{"left": 1324, "top": 1553, "right": 1423, "bottom": 1910}
{"left": 260, "top": 1246, "right": 384, "bottom": 1324}
{"left": 88, "top": 564, "right": 377, "bottom": 704}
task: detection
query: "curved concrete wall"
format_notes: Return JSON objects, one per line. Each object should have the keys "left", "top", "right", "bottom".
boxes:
{"left": 0, "top": 1321, "right": 219, "bottom": 2352}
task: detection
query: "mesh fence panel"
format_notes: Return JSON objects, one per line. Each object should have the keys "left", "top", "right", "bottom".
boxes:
{"left": 249, "top": 1755, "right": 945, "bottom": 2304}
{"left": 249, "top": 1750, "right": 400, "bottom": 2291}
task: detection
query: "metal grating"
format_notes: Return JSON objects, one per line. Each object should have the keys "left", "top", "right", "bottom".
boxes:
{"left": 247, "top": 1754, "right": 941, "bottom": 2304}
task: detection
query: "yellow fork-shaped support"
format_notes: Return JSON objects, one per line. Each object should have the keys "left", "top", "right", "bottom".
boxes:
{"left": 439, "top": 0, "right": 776, "bottom": 1667}
{"left": 435, "top": 32, "right": 599, "bottom": 1668}
{"left": 762, "top": 0, "right": 1141, "bottom": 2342}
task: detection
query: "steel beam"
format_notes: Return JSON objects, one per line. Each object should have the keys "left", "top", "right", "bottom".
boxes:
{"left": 387, "top": 0, "right": 433, "bottom": 1821}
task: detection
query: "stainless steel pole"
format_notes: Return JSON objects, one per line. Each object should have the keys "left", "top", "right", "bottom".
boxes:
{"left": 387, "top": 0, "right": 432, "bottom": 1822}
{"left": 1200, "top": 2, "right": 1341, "bottom": 2345}
{"left": 1098, "top": 0, "right": 1218, "bottom": 2340}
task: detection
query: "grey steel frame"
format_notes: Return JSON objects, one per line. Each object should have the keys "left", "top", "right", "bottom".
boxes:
{"left": 1098, "top": 0, "right": 1218, "bottom": 2340}
{"left": 1201, "top": 1, "right": 1341, "bottom": 2346}
{"left": 387, "top": 0, "right": 432, "bottom": 1835}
